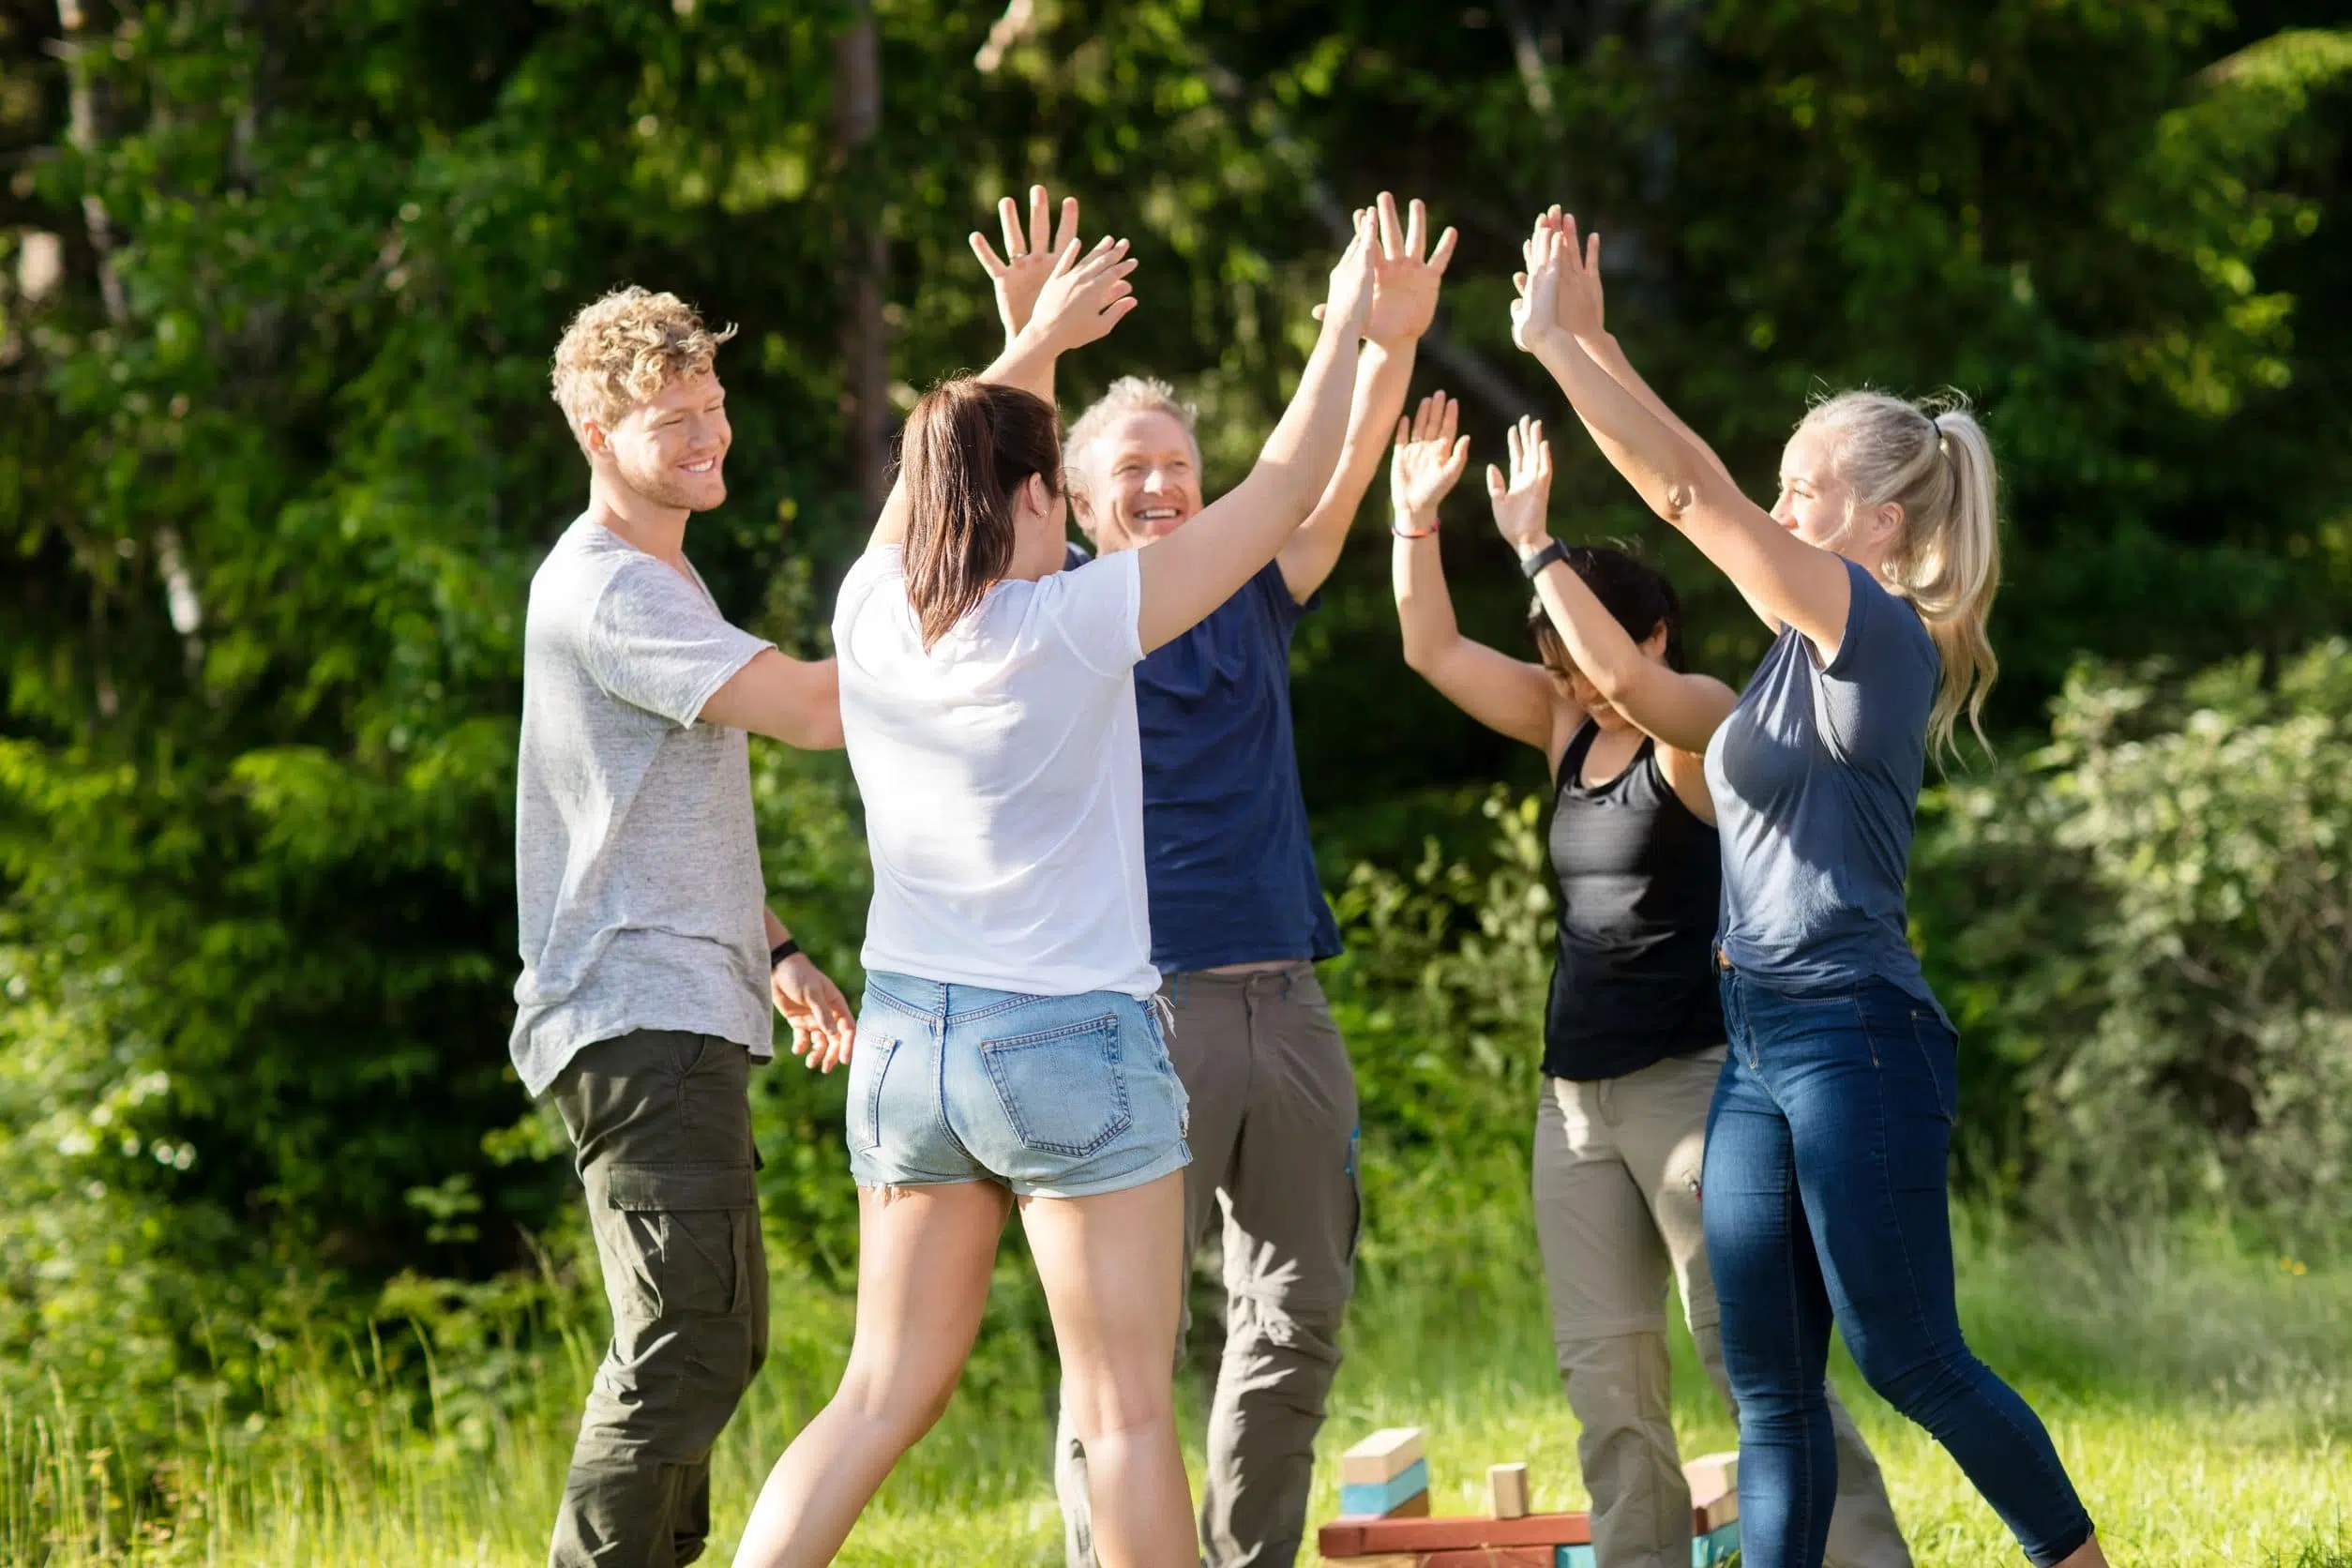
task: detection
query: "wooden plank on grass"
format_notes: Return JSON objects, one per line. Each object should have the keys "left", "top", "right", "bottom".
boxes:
{"left": 1317, "top": 1510, "right": 1593, "bottom": 1557}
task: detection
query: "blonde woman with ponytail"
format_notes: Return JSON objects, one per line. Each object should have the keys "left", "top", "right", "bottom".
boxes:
{"left": 1511, "top": 211, "right": 2106, "bottom": 1568}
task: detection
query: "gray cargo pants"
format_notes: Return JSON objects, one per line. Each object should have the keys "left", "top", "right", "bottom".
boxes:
{"left": 546, "top": 1031, "right": 769, "bottom": 1568}
{"left": 1534, "top": 1049, "right": 1912, "bottom": 1568}
{"left": 1057, "top": 962, "right": 1359, "bottom": 1568}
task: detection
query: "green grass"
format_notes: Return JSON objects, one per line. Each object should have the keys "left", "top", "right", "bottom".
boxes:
{"left": 10, "top": 1210, "right": 2352, "bottom": 1565}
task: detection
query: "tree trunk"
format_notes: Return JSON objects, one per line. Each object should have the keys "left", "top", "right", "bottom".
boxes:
{"left": 54, "top": 0, "right": 204, "bottom": 685}
{"left": 833, "top": 2, "right": 890, "bottom": 527}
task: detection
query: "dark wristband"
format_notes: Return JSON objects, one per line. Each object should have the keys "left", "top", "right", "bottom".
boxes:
{"left": 768, "top": 937, "right": 801, "bottom": 969}
{"left": 1518, "top": 538, "right": 1570, "bottom": 580}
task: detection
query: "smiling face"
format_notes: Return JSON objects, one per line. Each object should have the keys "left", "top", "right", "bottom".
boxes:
{"left": 597, "top": 369, "right": 731, "bottom": 513}
{"left": 1072, "top": 410, "right": 1204, "bottom": 553}
{"left": 1771, "top": 420, "right": 1908, "bottom": 570}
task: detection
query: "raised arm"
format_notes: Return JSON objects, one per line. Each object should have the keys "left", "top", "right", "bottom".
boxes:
{"left": 1389, "top": 393, "right": 1559, "bottom": 754}
{"left": 1489, "top": 415, "right": 1735, "bottom": 758}
{"left": 1514, "top": 212, "right": 1853, "bottom": 657}
{"left": 1277, "top": 192, "right": 1459, "bottom": 602}
{"left": 868, "top": 206, "right": 1136, "bottom": 550}
{"left": 1134, "top": 212, "right": 1377, "bottom": 654}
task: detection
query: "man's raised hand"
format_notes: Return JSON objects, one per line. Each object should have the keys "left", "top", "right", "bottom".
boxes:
{"left": 1390, "top": 391, "right": 1470, "bottom": 526}
{"left": 1364, "top": 192, "right": 1458, "bottom": 349}
{"left": 1023, "top": 234, "right": 1139, "bottom": 354}
{"left": 1487, "top": 415, "right": 1555, "bottom": 551}
{"left": 969, "top": 183, "right": 1080, "bottom": 341}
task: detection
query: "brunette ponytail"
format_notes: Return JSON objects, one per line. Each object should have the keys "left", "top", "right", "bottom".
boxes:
{"left": 899, "top": 379, "right": 1063, "bottom": 648}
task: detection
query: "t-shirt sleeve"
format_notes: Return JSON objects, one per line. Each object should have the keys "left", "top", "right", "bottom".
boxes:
{"left": 584, "top": 558, "right": 773, "bottom": 728}
{"left": 1816, "top": 557, "right": 1939, "bottom": 765}
{"left": 1045, "top": 548, "right": 1145, "bottom": 677}
{"left": 1252, "top": 556, "right": 1316, "bottom": 626}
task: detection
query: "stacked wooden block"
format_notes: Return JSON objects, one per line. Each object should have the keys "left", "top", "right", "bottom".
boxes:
{"left": 1337, "top": 1427, "right": 1431, "bottom": 1520}
{"left": 1319, "top": 1431, "right": 1741, "bottom": 1568}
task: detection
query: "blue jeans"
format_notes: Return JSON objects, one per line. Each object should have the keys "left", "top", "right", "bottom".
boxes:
{"left": 1702, "top": 968, "right": 2093, "bottom": 1568}
{"left": 846, "top": 973, "right": 1191, "bottom": 1199}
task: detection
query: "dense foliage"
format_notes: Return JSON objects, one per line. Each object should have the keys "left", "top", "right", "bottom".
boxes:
{"left": 2, "top": 0, "right": 2347, "bottom": 1456}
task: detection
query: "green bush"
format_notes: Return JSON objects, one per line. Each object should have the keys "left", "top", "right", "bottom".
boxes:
{"left": 1918, "top": 639, "right": 2352, "bottom": 1239}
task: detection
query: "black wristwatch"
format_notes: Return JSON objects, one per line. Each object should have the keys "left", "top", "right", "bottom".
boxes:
{"left": 1518, "top": 538, "right": 1571, "bottom": 580}
{"left": 768, "top": 937, "right": 801, "bottom": 970}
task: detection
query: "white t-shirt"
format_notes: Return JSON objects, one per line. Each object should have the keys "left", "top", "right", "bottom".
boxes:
{"left": 834, "top": 545, "right": 1159, "bottom": 1000}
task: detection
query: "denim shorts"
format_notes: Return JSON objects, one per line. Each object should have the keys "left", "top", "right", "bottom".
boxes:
{"left": 845, "top": 972, "right": 1191, "bottom": 1199}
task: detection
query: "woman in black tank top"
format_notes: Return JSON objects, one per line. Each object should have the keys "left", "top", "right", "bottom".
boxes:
{"left": 1386, "top": 397, "right": 1915, "bottom": 1568}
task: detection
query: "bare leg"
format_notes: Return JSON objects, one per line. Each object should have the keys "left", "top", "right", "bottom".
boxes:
{"left": 731, "top": 1182, "right": 1011, "bottom": 1568}
{"left": 1022, "top": 1170, "right": 1197, "bottom": 1568}
{"left": 2053, "top": 1539, "right": 2111, "bottom": 1567}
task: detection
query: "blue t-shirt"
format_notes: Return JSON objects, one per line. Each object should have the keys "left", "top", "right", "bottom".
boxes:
{"left": 1068, "top": 543, "right": 1341, "bottom": 972}
{"left": 1703, "top": 556, "right": 1944, "bottom": 1013}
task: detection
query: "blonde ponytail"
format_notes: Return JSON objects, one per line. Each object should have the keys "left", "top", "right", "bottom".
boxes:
{"left": 1798, "top": 389, "right": 2002, "bottom": 762}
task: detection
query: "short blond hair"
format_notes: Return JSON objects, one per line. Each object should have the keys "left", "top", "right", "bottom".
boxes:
{"left": 550, "top": 286, "right": 735, "bottom": 438}
{"left": 1064, "top": 375, "right": 1199, "bottom": 472}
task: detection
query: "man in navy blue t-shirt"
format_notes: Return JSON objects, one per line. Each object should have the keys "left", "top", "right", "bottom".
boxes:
{"left": 1003, "top": 190, "right": 1455, "bottom": 1568}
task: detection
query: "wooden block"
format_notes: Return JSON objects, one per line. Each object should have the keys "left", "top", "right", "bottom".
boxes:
{"left": 1318, "top": 1510, "right": 1593, "bottom": 1558}
{"left": 1692, "top": 1487, "right": 1737, "bottom": 1532}
{"left": 1486, "top": 1462, "right": 1530, "bottom": 1520}
{"left": 1319, "top": 1557, "right": 1418, "bottom": 1567}
{"left": 1341, "top": 1457, "right": 1431, "bottom": 1517}
{"left": 1692, "top": 1518, "right": 1740, "bottom": 1566}
{"left": 1390, "top": 1488, "right": 1431, "bottom": 1519}
{"left": 1557, "top": 1548, "right": 1597, "bottom": 1568}
{"left": 1681, "top": 1450, "right": 1738, "bottom": 1500}
{"left": 1420, "top": 1549, "right": 1552, "bottom": 1567}
{"left": 1341, "top": 1426, "right": 1427, "bottom": 1486}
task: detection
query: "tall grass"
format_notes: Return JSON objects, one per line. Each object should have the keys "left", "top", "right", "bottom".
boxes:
{"left": 9, "top": 1211, "right": 2350, "bottom": 1564}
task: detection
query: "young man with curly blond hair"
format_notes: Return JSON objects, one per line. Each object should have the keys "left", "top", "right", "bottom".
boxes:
{"left": 520, "top": 286, "right": 853, "bottom": 1567}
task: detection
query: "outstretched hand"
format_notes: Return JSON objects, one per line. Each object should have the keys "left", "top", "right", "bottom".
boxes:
{"left": 1510, "top": 207, "right": 1604, "bottom": 353}
{"left": 1315, "top": 193, "right": 1457, "bottom": 348}
{"left": 1024, "top": 234, "right": 1139, "bottom": 354}
{"left": 1487, "top": 415, "right": 1555, "bottom": 551}
{"left": 1316, "top": 207, "right": 1380, "bottom": 337}
{"left": 970, "top": 184, "right": 1080, "bottom": 341}
{"left": 1390, "top": 391, "right": 1470, "bottom": 526}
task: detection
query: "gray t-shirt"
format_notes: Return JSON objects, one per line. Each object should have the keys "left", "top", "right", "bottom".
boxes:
{"left": 1704, "top": 556, "right": 1946, "bottom": 1016}
{"left": 509, "top": 516, "right": 775, "bottom": 1095}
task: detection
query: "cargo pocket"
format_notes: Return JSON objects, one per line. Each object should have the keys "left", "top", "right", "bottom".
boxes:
{"left": 980, "top": 1014, "right": 1132, "bottom": 1157}
{"left": 603, "top": 1163, "right": 759, "bottom": 1321}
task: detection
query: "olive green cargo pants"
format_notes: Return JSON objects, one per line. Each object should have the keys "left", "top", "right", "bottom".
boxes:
{"left": 546, "top": 1031, "right": 768, "bottom": 1568}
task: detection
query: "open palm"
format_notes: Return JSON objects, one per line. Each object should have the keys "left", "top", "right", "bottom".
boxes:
{"left": 1364, "top": 193, "right": 1459, "bottom": 349}
{"left": 1390, "top": 391, "right": 1470, "bottom": 521}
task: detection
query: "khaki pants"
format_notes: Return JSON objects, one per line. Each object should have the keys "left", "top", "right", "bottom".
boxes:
{"left": 546, "top": 1031, "right": 769, "bottom": 1568}
{"left": 1058, "top": 963, "right": 1359, "bottom": 1568}
{"left": 1534, "top": 1050, "right": 1912, "bottom": 1568}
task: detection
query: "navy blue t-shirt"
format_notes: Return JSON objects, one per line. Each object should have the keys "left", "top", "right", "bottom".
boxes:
{"left": 1066, "top": 543, "right": 1341, "bottom": 972}
{"left": 1704, "top": 556, "right": 1945, "bottom": 1016}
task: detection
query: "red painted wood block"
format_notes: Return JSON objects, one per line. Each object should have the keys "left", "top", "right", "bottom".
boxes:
{"left": 1419, "top": 1549, "right": 1555, "bottom": 1567}
{"left": 1694, "top": 1488, "right": 1737, "bottom": 1531}
{"left": 1318, "top": 1510, "right": 1595, "bottom": 1557}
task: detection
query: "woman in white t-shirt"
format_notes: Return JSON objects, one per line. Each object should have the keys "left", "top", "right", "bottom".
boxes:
{"left": 731, "top": 212, "right": 1381, "bottom": 1568}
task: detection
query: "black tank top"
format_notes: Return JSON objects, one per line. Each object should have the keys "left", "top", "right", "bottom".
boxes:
{"left": 1543, "top": 719, "right": 1726, "bottom": 1080}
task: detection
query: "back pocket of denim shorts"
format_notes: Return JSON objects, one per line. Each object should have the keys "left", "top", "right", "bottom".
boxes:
{"left": 847, "top": 1028, "right": 899, "bottom": 1154}
{"left": 979, "top": 1014, "right": 1132, "bottom": 1158}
